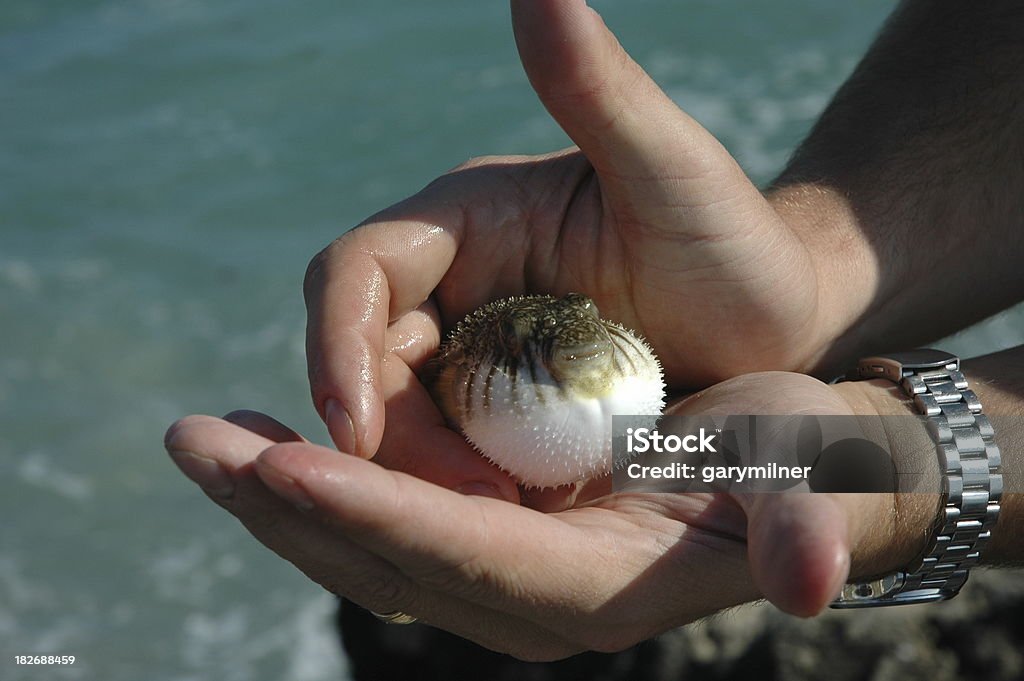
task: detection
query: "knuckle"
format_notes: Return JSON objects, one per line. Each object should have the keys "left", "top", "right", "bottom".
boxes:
{"left": 303, "top": 228, "right": 373, "bottom": 303}
{"left": 363, "top": 573, "right": 406, "bottom": 608}
{"left": 303, "top": 242, "right": 336, "bottom": 302}
{"left": 446, "top": 154, "right": 500, "bottom": 174}
{"left": 414, "top": 568, "right": 473, "bottom": 600}
{"left": 351, "top": 570, "right": 417, "bottom": 615}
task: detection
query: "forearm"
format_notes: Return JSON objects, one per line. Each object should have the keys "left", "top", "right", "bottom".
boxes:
{"left": 769, "top": 1, "right": 1024, "bottom": 374}
{"left": 834, "top": 344, "right": 1024, "bottom": 575}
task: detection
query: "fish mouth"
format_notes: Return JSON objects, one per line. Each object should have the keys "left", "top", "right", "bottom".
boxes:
{"left": 549, "top": 340, "right": 614, "bottom": 381}
{"left": 555, "top": 342, "right": 608, "bottom": 363}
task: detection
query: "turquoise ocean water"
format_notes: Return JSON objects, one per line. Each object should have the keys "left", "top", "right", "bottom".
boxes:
{"left": 3, "top": 1, "right": 1023, "bottom": 679}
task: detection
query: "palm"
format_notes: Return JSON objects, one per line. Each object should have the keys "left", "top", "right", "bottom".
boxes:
{"left": 338, "top": 490, "right": 756, "bottom": 652}
{"left": 427, "top": 149, "right": 818, "bottom": 390}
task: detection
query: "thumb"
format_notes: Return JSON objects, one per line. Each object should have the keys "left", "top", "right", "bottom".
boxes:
{"left": 740, "top": 493, "right": 853, "bottom": 616}
{"left": 511, "top": 0, "right": 759, "bottom": 219}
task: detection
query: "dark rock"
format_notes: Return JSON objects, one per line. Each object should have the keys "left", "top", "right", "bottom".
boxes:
{"left": 337, "top": 568, "right": 1024, "bottom": 681}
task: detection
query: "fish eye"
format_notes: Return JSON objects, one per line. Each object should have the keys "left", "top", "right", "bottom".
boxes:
{"left": 563, "top": 292, "right": 599, "bottom": 318}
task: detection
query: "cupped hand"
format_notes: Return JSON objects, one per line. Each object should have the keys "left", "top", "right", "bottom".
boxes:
{"left": 164, "top": 374, "right": 927, "bottom": 659}
{"left": 307, "top": 0, "right": 838, "bottom": 477}
{"left": 165, "top": 410, "right": 753, "bottom": 660}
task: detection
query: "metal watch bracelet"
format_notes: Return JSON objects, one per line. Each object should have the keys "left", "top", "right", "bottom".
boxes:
{"left": 831, "top": 350, "right": 1002, "bottom": 607}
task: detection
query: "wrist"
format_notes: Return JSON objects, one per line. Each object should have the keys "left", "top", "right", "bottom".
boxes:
{"left": 766, "top": 185, "right": 886, "bottom": 376}
{"left": 829, "top": 379, "right": 944, "bottom": 580}
{"left": 958, "top": 351, "right": 1023, "bottom": 566}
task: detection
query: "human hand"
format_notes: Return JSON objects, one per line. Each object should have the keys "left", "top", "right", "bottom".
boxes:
{"left": 306, "top": 0, "right": 870, "bottom": 478}
{"left": 164, "top": 373, "right": 935, "bottom": 659}
{"left": 164, "top": 410, "right": 752, "bottom": 660}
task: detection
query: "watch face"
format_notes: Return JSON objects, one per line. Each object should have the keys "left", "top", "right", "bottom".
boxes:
{"left": 886, "top": 348, "right": 958, "bottom": 370}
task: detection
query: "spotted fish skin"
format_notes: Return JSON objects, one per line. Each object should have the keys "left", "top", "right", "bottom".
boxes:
{"left": 426, "top": 293, "right": 665, "bottom": 488}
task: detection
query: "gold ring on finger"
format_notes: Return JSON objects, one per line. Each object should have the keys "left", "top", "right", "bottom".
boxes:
{"left": 369, "top": 609, "right": 418, "bottom": 625}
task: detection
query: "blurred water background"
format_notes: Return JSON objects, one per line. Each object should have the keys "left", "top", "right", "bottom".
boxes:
{"left": 3, "top": 1, "right": 1023, "bottom": 679}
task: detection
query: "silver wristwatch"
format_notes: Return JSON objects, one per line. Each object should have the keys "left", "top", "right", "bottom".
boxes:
{"left": 831, "top": 349, "right": 1002, "bottom": 607}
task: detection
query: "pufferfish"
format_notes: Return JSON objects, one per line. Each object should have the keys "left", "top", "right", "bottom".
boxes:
{"left": 425, "top": 293, "right": 665, "bottom": 488}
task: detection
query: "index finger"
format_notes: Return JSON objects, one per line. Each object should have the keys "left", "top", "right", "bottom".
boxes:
{"left": 304, "top": 190, "right": 464, "bottom": 458}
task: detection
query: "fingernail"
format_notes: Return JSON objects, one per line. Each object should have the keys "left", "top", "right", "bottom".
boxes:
{"left": 255, "top": 461, "right": 316, "bottom": 512}
{"left": 454, "top": 481, "right": 507, "bottom": 501}
{"left": 168, "top": 450, "right": 235, "bottom": 499}
{"left": 325, "top": 398, "right": 357, "bottom": 456}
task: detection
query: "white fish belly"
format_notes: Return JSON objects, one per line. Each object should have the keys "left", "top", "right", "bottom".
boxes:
{"left": 458, "top": 366, "right": 664, "bottom": 488}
